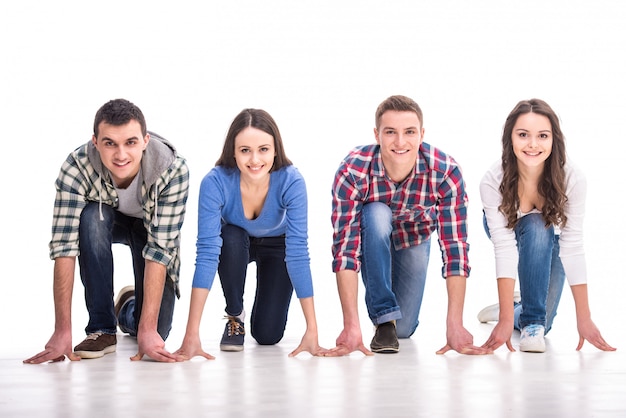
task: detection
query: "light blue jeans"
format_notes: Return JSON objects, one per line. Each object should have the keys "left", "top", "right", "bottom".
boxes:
{"left": 360, "top": 202, "right": 431, "bottom": 338}
{"left": 484, "top": 212, "right": 565, "bottom": 333}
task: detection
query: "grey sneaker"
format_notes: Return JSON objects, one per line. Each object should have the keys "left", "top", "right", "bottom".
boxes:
{"left": 477, "top": 291, "right": 521, "bottom": 323}
{"left": 220, "top": 316, "right": 245, "bottom": 352}
{"left": 519, "top": 324, "right": 546, "bottom": 353}
{"left": 74, "top": 332, "right": 117, "bottom": 359}
{"left": 370, "top": 321, "right": 399, "bottom": 354}
{"left": 114, "top": 285, "right": 135, "bottom": 318}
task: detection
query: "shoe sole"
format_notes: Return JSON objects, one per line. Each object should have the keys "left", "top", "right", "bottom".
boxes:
{"left": 220, "top": 344, "right": 244, "bottom": 352}
{"left": 520, "top": 348, "right": 546, "bottom": 353}
{"left": 520, "top": 341, "right": 546, "bottom": 353}
{"left": 370, "top": 346, "right": 399, "bottom": 354}
{"left": 74, "top": 345, "right": 117, "bottom": 359}
{"left": 519, "top": 344, "right": 546, "bottom": 353}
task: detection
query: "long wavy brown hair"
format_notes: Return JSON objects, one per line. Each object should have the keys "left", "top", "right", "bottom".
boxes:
{"left": 499, "top": 99, "right": 568, "bottom": 229}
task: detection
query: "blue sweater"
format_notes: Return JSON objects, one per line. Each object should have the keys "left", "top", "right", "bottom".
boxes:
{"left": 191, "top": 165, "right": 314, "bottom": 298}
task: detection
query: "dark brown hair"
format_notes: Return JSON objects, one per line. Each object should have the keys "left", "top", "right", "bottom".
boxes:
{"left": 93, "top": 99, "right": 147, "bottom": 137}
{"left": 215, "top": 108, "right": 292, "bottom": 171}
{"left": 499, "top": 99, "right": 568, "bottom": 228}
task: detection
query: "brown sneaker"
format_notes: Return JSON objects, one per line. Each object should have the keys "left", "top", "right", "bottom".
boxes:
{"left": 74, "top": 332, "right": 117, "bottom": 359}
{"left": 370, "top": 321, "right": 399, "bottom": 354}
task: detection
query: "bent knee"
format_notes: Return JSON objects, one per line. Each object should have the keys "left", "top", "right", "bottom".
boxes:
{"left": 252, "top": 330, "right": 284, "bottom": 345}
{"left": 361, "top": 202, "right": 393, "bottom": 235}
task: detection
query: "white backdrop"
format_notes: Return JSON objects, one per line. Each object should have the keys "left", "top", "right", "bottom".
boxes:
{"left": 1, "top": 1, "right": 624, "bottom": 358}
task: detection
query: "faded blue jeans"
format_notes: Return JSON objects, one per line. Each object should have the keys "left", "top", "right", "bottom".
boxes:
{"left": 218, "top": 224, "right": 294, "bottom": 345}
{"left": 484, "top": 212, "right": 565, "bottom": 333}
{"left": 360, "top": 202, "right": 431, "bottom": 338}
{"left": 78, "top": 202, "right": 176, "bottom": 339}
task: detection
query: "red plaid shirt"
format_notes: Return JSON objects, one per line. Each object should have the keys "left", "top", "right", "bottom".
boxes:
{"left": 331, "top": 143, "right": 470, "bottom": 278}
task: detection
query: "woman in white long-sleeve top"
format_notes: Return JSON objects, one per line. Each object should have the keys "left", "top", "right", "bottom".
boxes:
{"left": 477, "top": 98, "right": 615, "bottom": 353}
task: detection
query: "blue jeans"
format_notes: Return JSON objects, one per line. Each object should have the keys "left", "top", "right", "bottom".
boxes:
{"left": 78, "top": 202, "right": 176, "bottom": 339}
{"left": 360, "top": 202, "right": 431, "bottom": 338}
{"left": 484, "top": 212, "right": 565, "bottom": 333}
{"left": 218, "top": 224, "right": 294, "bottom": 345}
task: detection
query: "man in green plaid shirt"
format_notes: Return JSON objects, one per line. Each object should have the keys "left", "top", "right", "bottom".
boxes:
{"left": 24, "top": 99, "right": 189, "bottom": 363}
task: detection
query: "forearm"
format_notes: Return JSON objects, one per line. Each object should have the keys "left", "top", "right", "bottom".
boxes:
{"left": 335, "top": 269, "right": 360, "bottom": 328}
{"left": 53, "top": 257, "right": 76, "bottom": 332}
{"left": 445, "top": 275, "right": 467, "bottom": 328}
{"left": 298, "top": 297, "right": 318, "bottom": 333}
{"left": 184, "top": 287, "right": 210, "bottom": 336}
{"left": 138, "top": 260, "right": 167, "bottom": 333}
{"left": 496, "top": 278, "right": 516, "bottom": 322}
{"left": 570, "top": 284, "right": 591, "bottom": 322}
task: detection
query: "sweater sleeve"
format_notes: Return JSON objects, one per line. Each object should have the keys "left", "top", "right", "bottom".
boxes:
{"left": 191, "top": 170, "right": 225, "bottom": 289}
{"left": 282, "top": 168, "right": 314, "bottom": 298}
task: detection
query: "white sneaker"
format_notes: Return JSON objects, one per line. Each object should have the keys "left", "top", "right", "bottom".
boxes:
{"left": 519, "top": 324, "right": 546, "bottom": 353}
{"left": 477, "top": 291, "right": 521, "bottom": 323}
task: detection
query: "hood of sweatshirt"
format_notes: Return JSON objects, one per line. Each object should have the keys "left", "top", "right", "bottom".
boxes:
{"left": 86, "top": 131, "right": 177, "bottom": 224}
{"left": 87, "top": 131, "right": 176, "bottom": 187}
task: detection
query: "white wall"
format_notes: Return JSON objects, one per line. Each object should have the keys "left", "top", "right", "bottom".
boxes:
{"left": 2, "top": 1, "right": 624, "bottom": 358}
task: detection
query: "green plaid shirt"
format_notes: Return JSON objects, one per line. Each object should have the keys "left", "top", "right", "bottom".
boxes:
{"left": 49, "top": 134, "right": 189, "bottom": 292}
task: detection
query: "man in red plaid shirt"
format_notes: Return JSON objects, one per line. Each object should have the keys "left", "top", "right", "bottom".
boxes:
{"left": 325, "top": 95, "right": 490, "bottom": 356}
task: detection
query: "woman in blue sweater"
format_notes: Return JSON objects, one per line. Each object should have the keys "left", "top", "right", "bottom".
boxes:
{"left": 175, "top": 109, "right": 326, "bottom": 358}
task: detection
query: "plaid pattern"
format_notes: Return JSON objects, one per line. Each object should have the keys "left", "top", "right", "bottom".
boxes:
{"left": 331, "top": 143, "right": 470, "bottom": 279}
{"left": 49, "top": 140, "right": 189, "bottom": 289}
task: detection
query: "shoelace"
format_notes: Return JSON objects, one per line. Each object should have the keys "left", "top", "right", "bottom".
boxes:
{"left": 85, "top": 332, "right": 104, "bottom": 340}
{"left": 525, "top": 325, "right": 542, "bottom": 337}
{"left": 224, "top": 316, "right": 245, "bottom": 337}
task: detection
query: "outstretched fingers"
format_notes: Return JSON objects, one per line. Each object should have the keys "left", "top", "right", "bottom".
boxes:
{"left": 322, "top": 343, "right": 373, "bottom": 357}
{"left": 437, "top": 343, "right": 492, "bottom": 355}
{"left": 24, "top": 349, "right": 81, "bottom": 364}
{"left": 577, "top": 335, "right": 616, "bottom": 352}
{"left": 130, "top": 349, "right": 184, "bottom": 362}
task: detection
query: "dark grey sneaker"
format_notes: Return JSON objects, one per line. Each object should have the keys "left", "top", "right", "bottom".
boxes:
{"left": 220, "top": 316, "right": 245, "bottom": 352}
{"left": 114, "top": 285, "right": 135, "bottom": 333}
{"left": 114, "top": 285, "right": 135, "bottom": 318}
{"left": 74, "top": 332, "right": 117, "bottom": 359}
{"left": 370, "top": 321, "right": 399, "bottom": 354}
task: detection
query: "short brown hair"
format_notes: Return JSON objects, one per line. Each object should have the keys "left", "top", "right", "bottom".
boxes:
{"left": 375, "top": 95, "right": 423, "bottom": 130}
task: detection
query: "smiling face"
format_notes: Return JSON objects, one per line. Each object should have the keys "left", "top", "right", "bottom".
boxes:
{"left": 374, "top": 110, "right": 424, "bottom": 182}
{"left": 92, "top": 120, "right": 149, "bottom": 188}
{"left": 234, "top": 127, "right": 276, "bottom": 183}
{"left": 511, "top": 112, "right": 553, "bottom": 170}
